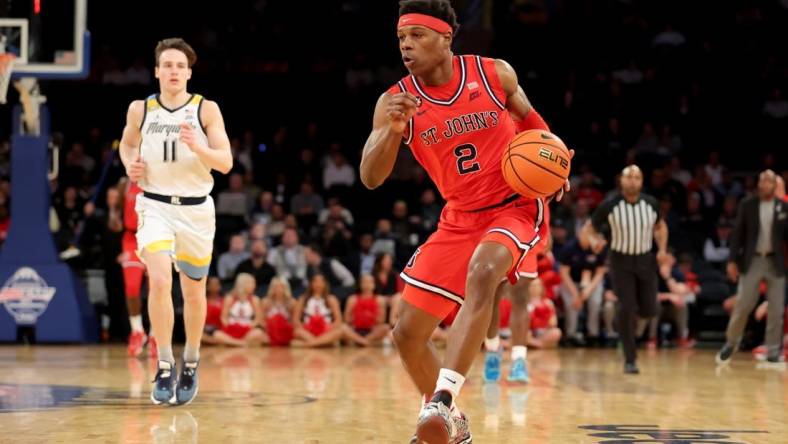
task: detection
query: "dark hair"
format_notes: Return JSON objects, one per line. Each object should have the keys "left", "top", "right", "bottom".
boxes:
{"left": 303, "top": 273, "right": 331, "bottom": 302}
{"left": 154, "top": 38, "right": 197, "bottom": 67}
{"left": 307, "top": 243, "right": 323, "bottom": 256}
{"left": 399, "top": 0, "right": 460, "bottom": 33}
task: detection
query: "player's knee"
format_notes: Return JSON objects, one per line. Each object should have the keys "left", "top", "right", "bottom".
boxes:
{"left": 391, "top": 323, "right": 410, "bottom": 349}
{"left": 148, "top": 271, "right": 172, "bottom": 295}
{"left": 466, "top": 261, "right": 502, "bottom": 291}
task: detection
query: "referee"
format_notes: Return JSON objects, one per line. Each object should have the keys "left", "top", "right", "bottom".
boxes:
{"left": 585, "top": 165, "right": 668, "bottom": 374}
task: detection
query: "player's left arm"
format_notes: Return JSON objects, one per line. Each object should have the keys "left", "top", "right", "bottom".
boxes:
{"left": 179, "top": 100, "right": 233, "bottom": 174}
{"left": 494, "top": 59, "right": 572, "bottom": 200}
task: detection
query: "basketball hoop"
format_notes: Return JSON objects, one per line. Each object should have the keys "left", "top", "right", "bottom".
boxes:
{"left": 0, "top": 52, "right": 15, "bottom": 104}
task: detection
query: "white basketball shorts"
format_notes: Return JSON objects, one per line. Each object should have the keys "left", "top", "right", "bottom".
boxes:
{"left": 135, "top": 194, "right": 215, "bottom": 279}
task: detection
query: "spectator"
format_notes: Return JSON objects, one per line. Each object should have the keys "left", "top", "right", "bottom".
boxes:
{"left": 704, "top": 151, "right": 724, "bottom": 186}
{"left": 305, "top": 243, "right": 356, "bottom": 297}
{"left": 526, "top": 279, "right": 562, "bottom": 349}
{"left": 323, "top": 151, "right": 356, "bottom": 190}
{"left": 391, "top": 200, "right": 418, "bottom": 246}
{"left": 602, "top": 283, "right": 618, "bottom": 344}
{"left": 266, "top": 204, "right": 287, "bottom": 241}
{"left": 216, "top": 173, "right": 249, "bottom": 218}
{"left": 290, "top": 181, "right": 324, "bottom": 229}
{"left": 267, "top": 228, "right": 308, "bottom": 292}
{"left": 575, "top": 168, "right": 604, "bottom": 209}
{"left": 372, "top": 252, "right": 402, "bottom": 298}
{"left": 371, "top": 218, "right": 398, "bottom": 259}
{"left": 65, "top": 142, "right": 97, "bottom": 177}
{"left": 417, "top": 189, "right": 441, "bottom": 233}
{"left": 293, "top": 274, "right": 348, "bottom": 347}
{"left": 201, "top": 276, "right": 225, "bottom": 345}
{"left": 678, "top": 192, "right": 708, "bottom": 254}
{"left": 259, "top": 276, "right": 296, "bottom": 346}
{"left": 251, "top": 191, "right": 275, "bottom": 226}
{"left": 319, "top": 215, "right": 354, "bottom": 259}
{"left": 763, "top": 87, "right": 788, "bottom": 119}
{"left": 217, "top": 234, "right": 250, "bottom": 283}
{"left": 235, "top": 239, "right": 277, "bottom": 293}
{"left": 719, "top": 194, "right": 739, "bottom": 221}
{"left": 666, "top": 155, "right": 692, "bottom": 187}
{"left": 652, "top": 23, "right": 687, "bottom": 47}
{"left": 559, "top": 222, "right": 608, "bottom": 346}
{"left": 550, "top": 218, "right": 570, "bottom": 253}
{"left": 656, "top": 124, "right": 682, "bottom": 155}
{"left": 704, "top": 220, "right": 733, "bottom": 270}
{"left": 715, "top": 169, "right": 744, "bottom": 200}
{"left": 346, "top": 233, "right": 377, "bottom": 278}
{"left": 343, "top": 274, "right": 391, "bottom": 346}
{"left": 648, "top": 251, "right": 696, "bottom": 349}
{"left": 295, "top": 148, "right": 322, "bottom": 190}
{"left": 318, "top": 198, "right": 355, "bottom": 228}
{"left": 209, "top": 273, "right": 266, "bottom": 347}
{"left": 648, "top": 167, "right": 686, "bottom": 212}
{"left": 246, "top": 222, "right": 270, "bottom": 247}
{"left": 633, "top": 122, "right": 658, "bottom": 155}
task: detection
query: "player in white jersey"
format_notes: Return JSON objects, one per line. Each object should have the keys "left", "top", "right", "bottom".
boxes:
{"left": 119, "top": 38, "right": 232, "bottom": 405}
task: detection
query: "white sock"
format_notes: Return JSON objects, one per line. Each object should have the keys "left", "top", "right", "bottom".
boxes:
{"left": 435, "top": 368, "right": 466, "bottom": 401}
{"left": 484, "top": 335, "right": 501, "bottom": 352}
{"left": 129, "top": 315, "right": 144, "bottom": 333}
{"left": 512, "top": 345, "right": 527, "bottom": 361}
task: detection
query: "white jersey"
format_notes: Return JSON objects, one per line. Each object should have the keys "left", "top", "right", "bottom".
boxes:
{"left": 139, "top": 94, "right": 213, "bottom": 197}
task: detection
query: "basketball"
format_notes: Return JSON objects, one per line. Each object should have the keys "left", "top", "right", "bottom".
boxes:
{"left": 501, "top": 129, "right": 571, "bottom": 198}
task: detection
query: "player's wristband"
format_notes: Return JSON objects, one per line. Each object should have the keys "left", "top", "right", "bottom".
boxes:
{"left": 516, "top": 109, "right": 549, "bottom": 132}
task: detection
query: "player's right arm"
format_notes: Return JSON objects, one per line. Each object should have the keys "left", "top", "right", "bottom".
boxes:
{"left": 359, "top": 91, "right": 419, "bottom": 189}
{"left": 119, "top": 101, "right": 146, "bottom": 183}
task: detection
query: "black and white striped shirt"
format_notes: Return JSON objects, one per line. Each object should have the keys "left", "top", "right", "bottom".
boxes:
{"left": 591, "top": 193, "right": 660, "bottom": 255}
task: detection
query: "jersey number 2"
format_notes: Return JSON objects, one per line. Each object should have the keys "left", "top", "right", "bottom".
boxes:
{"left": 162, "top": 140, "right": 177, "bottom": 162}
{"left": 454, "top": 144, "right": 480, "bottom": 175}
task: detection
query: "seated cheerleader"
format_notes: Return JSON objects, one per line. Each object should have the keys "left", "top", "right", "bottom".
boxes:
{"left": 202, "top": 276, "right": 226, "bottom": 345}
{"left": 211, "top": 273, "right": 267, "bottom": 347}
{"left": 526, "top": 279, "right": 562, "bottom": 349}
{"left": 343, "top": 274, "right": 391, "bottom": 346}
{"left": 259, "top": 276, "right": 296, "bottom": 346}
{"left": 293, "top": 274, "right": 346, "bottom": 347}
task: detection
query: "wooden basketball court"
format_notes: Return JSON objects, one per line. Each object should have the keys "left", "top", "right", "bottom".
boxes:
{"left": 0, "top": 346, "right": 785, "bottom": 443}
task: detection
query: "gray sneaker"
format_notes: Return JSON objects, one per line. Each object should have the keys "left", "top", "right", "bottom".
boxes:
{"left": 151, "top": 361, "right": 177, "bottom": 405}
{"left": 175, "top": 361, "right": 199, "bottom": 405}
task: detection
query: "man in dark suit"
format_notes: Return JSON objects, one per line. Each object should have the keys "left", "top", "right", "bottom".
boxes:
{"left": 717, "top": 170, "right": 788, "bottom": 367}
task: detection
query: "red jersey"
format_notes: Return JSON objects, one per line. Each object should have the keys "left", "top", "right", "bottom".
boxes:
{"left": 123, "top": 181, "right": 142, "bottom": 232}
{"left": 529, "top": 298, "right": 555, "bottom": 330}
{"left": 388, "top": 55, "right": 516, "bottom": 211}
{"left": 206, "top": 296, "right": 223, "bottom": 328}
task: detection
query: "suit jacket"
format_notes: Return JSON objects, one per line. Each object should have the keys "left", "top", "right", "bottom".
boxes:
{"left": 729, "top": 196, "right": 788, "bottom": 275}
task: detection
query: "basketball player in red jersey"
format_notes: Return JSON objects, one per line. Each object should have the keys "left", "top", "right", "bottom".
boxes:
{"left": 118, "top": 178, "right": 155, "bottom": 358}
{"left": 360, "top": 1, "right": 569, "bottom": 442}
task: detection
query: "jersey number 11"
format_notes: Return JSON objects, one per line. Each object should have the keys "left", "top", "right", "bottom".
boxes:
{"left": 163, "top": 140, "right": 177, "bottom": 162}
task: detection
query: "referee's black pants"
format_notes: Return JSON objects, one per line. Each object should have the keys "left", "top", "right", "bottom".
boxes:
{"left": 609, "top": 251, "right": 658, "bottom": 364}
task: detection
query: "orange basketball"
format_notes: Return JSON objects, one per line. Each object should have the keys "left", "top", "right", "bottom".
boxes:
{"left": 501, "top": 129, "right": 571, "bottom": 198}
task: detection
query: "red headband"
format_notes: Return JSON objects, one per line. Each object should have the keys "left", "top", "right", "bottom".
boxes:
{"left": 397, "top": 13, "right": 452, "bottom": 34}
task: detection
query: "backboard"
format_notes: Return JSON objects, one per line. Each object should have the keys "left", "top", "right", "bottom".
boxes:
{"left": 0, "top": 0, "right": 89, "bottom": 80}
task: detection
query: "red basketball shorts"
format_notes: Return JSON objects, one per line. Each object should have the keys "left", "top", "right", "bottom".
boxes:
{"left": 516, "top": 204, "right": 550, "bottom": 279}
{"left": 401, "top": 197, "right": 546, "bottom": 319}
{"left": 121, "top": 231, "right": 145, "bottom": 299}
